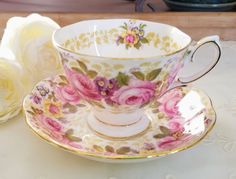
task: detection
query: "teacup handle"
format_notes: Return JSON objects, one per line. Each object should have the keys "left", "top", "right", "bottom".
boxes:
{"left": 177, "top": 35, "right": 221, "bottom": 83}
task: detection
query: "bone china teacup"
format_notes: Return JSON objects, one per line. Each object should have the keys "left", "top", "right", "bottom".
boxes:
{"left": 52, "top": 19, "right": 221, "bottom": 139}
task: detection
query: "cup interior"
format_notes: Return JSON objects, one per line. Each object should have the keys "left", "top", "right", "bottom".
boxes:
{"left": 53, "top": 19, "right": 191, "bottom": 59}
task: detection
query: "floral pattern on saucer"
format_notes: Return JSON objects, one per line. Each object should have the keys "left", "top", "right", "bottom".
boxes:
{"left": 23, "top": 74, "right": 216, "bottom": 160}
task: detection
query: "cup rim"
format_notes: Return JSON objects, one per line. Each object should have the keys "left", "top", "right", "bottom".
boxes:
{"left": 52, "top": 19, "right": 192, "bottom": 60}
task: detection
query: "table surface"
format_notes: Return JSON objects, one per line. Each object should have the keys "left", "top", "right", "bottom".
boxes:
{"left": 1, "top": 12, "right": 236, "bottom": 41}
{"left": 0, "top": 41, "right": 236, "bottom": 179}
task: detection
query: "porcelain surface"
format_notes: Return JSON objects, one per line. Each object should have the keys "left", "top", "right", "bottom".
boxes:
{"left": 52, "top": 20, "right": 220, "bottom": 138}
{"left": 23, "top": 74, "right": 216, "bottom": 162}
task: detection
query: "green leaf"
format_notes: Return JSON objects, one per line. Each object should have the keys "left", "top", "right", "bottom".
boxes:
{"left": 93, "top": 145, "right": 104, "bottom": 152}
{"left": 77, "top": 60, "right": 88, "bottom": 72}
{"left": 116, "top": 147, "right": 130, "bottom": 154}
{"left": 59, "top": 75, "right": 68, "bottom": 82}
{"left": 139, "top": 23, "right": 147, "bottom": 29}
{"left": 105, "top": 145, "right": 115, "bottom": 153}
{"left": 134, "top": 42, "right": 141, "bottom": 49}
{"left": 58, "top": 82, "right": 67, "bottom": 86}
{"left": 31, "top": 106, "right": 37, "bottom": 113}
{"left": 77, "top": 104, "right": 87, "bottom": 108}
{"left": 69, "top": 105, "right": 77, "bottom": 113}
{"left": 26, "top": 110, "right": 35, "bottom": 115}
{"left": 116, "top": 72, "right": 130, "bottom": 87}
{"left": 157, "top": 113, "right": 165, "bottom": 119}
{"left": 66, "top": 135, "right": 82, "bottom": 142}
{"left": 140, "top": 37, "right": 149, "bottom": 44}
{"left": 139, "top": 101, "right": 149, "bottom": 108}
{"left": 152, "top": 109, "right": 159, "bottom": 113}
{"left": 120, "top": 25, "right": 127, "bottom": 30}
{"left": 72, "top": 67, "right": 84, "bottom": 74}
{"left": 153, "top": 133, "right": 167, "bottom": 139}
{"left": 160, "top": 126, "right": 170, "bottom": 136}
{"left": 146, "top": 68, "right": 161, "bottom": 81}
{"left": 125, "top": 44, "right": 130, "bottom": 49}
{"left": 90, "top": 101, "right": 105, "bottom": 109}
{"left": 118, "top": 37, "right": 124, "bottom": 44}
{"left": 65, "top": 129, "right": 82, "bottom": 142}
{"left": 66, "top": 129, "right": 74, "bottom": 135}
{"left": 87, "top": 70, "right": 97, "bottom": 78}
{"left": 63, "top": 103, "right": 77, "bottom": 113}
{"left": 131, "top": 71, "right": 145, "bottom": 80}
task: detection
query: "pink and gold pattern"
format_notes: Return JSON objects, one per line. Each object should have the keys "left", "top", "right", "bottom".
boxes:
{"left": 23, "top": 75, "right": 216, "bottom": 161}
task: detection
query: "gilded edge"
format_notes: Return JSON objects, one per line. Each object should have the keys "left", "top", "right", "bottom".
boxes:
{"left": 22, "top": 90, "right": 216, "bottom": 161}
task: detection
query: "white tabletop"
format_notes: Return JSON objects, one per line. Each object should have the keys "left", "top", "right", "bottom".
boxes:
{"left": 0, "top": 41, "right": 236, "bottom": 179}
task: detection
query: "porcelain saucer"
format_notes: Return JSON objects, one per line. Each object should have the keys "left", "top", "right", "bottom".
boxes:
{"left": 23, "top": 74, "right": 216, "bottom": 163}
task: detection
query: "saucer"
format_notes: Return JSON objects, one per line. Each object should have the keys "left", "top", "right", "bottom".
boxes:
{"left": 23, "top": 74, "right": 216, "bottom": 163}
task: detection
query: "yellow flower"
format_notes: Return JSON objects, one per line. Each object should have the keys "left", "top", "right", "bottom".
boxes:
{"left": 44, "top": 99, "right": 63, "bottom": 119}
{"left": 0, "top": 13, "right": 62, "bottom": 87}
{"left": 0, "top": 57, "right": 26, "bottom": 123}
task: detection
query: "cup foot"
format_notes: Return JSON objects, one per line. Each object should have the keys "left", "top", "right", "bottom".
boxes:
{"left": 87, "top": 113, "right": 150, "bottom": 140}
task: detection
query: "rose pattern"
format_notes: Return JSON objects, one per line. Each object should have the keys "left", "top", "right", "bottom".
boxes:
{"left": 65, "top": 66, "right": 101, "bottom": 101}
{"left": 54, "top": 84, "right": 80, "bottom": 105}
{"left": 168, "top": 117, "right": 184, "bottom": 134}
{"left": 158, "top": 88, "right": 183, "bottom": 118}
{"left": 38, "top": 115, "right": 64, "bottom": 141}
{"left": 38, "top": 115, "right": 82, "bottom": 148}
{"left": 40, "top": 115, "right": 62, "bottom": 132}
{"left": 111, "top": 79, "right": 156, "bottom": 106}
{"left": 25, "top": 75, "right": 214, "bottom": 157}
{"left": 157, "top": 136, "right": 182, "bottom": 150}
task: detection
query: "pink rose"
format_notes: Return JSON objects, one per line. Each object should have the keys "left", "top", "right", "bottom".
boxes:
{"left": 40, "top": 115, "right": 62, "bottom": 132}
{"left": 158, "top": 89, "right": 183, "bottom": 118}
{"left": 65, "top": 66, "right": 101, "bottom": 100}
{"left": 125, "top": 34, "right": 135, "bottom": 43}
{"left": 157, "top": 136, "right": 182, "bottom": 150}
{"left": 168, "top": 117, "right": 184, "bottom": 133}
{"left": 37, "top": 115, "right": 84, "bottom": 146}
{"left": 55, "top": 84, "right": 80, "bottom": 105}
{"left": 38, "top": 115, "right": 64, "bottom": 141}
{"left": 111, "top": 79, "right": 156, "bottom": 106}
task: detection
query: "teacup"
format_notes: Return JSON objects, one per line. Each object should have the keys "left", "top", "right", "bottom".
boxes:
{"left": 52, "top": 19, "right": 221, "bottom": 139}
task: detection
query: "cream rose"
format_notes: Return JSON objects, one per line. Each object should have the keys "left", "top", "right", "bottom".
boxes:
{"left": 0, "top": 14, "right": 62, "bottom": 122}
{"left": 0, "top": 57, "right": 26, "bottom": 123}
{"left": 0, "top": 13, "right": 62, "bottom": 86}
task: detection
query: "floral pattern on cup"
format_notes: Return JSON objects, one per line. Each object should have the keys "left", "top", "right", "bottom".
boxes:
{"left": 62, "top": 20, "right": 181, "bottom": 54}
{"left": 63, "top": 59, "right": 163, "bottom": 108}
{"left": 111, "top": 79, "right": 156, "bottom": 105}
{"left": 24, "top": 75, "right": 215, "bottom": 159}
{"left": 65, "top": 66, "right": 101, "bottom": 101}
{"left": 54, "top": 84, "right": 80, "bottom": 105}
{"left": 116, "top": 21, "right": 149, "bottom": 49}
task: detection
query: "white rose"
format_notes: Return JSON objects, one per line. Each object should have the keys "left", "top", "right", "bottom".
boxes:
{"left": 1, "top": 13, "right": 62, "bottom": 86}
{"left": 0, "top": 56, "right": 26, "bottom": 123}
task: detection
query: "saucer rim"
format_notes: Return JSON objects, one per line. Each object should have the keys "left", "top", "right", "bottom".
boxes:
{"left": 23, "top": 75, "right": 217, "bottom": 161}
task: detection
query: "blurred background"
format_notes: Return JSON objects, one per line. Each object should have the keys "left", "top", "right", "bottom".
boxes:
{"left": 0, "top": 0, "right": 235, "bottom": 12}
